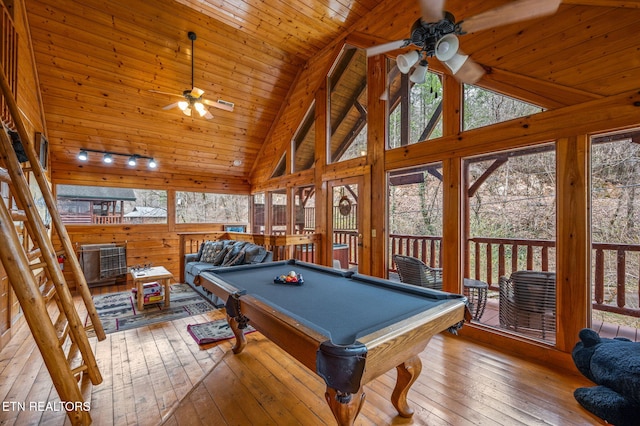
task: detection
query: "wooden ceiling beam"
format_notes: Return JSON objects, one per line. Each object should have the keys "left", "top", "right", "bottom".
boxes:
{"left": 478, "top": 67, "right": 602, "bottom": 109}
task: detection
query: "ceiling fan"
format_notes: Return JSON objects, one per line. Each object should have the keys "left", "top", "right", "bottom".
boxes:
{"left": 150, "top": 31, "right": 234, "bottom": 119}
{"left": 366, "top": 0, "right": 561, "bottom": 84}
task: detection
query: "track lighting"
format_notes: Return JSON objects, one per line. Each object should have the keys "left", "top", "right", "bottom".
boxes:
{"left": 76, "top": 149, "right": 158, "bottom": 169}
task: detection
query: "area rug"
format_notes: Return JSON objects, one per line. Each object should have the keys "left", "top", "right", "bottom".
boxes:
{"left": 187, "top": 319, "right": 255, "bottom": 345}
{"left": 89, "top": 283, "right": 216, "bottom": 335}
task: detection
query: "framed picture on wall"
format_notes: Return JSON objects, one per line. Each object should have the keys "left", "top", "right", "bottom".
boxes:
{"left": 35, "top": 132, "right": 48, "bottom": 170}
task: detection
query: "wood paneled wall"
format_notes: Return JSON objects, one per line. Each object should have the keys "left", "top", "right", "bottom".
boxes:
{"left": 56, "top": 222, "right": 228, "bottom": 290}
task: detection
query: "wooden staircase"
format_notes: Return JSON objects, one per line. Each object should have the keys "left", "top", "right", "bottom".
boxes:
{"left": 0, "top": 68, "right": 105, "bottom": 425}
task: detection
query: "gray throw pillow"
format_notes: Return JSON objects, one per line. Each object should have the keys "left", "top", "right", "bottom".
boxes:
{"left": 222, "top": 248, "right": 246, "bottom": 266}
{"left": 200, "top": 241, "right": 224, "bottom": 263}
{"left": 212, "top": 245, "right": 231, "bottom": 265}
{"left": 221, "top": 241, "right": 247, "bottom": 265}
{"left": 195, "top": 240, "right": 209, "bottom": 261}
{"left": 244, "top": 244, "right": 268, "bottom": 264}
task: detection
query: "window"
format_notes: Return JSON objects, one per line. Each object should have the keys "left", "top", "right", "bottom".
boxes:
{"left": 271, "top": 189, "right": 287, "bottom": 235}
{"left": 293, "top": 103, "right": 316, "bottom": 172}
{"left": 293, "top": 185, "right": 315, "bottom": 234}
{"left": 388, "top": 64, "right": 443, "bottom": 149}
{"left": 388, "top": 163, "right": 444, "bottom": 272}
{"left": 328, "top": 45, "right": 367, "bottom": 163}
{"left": 56, "top": 185, "right": 167, "bottom": 225}
{"left": 252, "top": 193, "right": 266, "bottom": 234}
{"left": 590, "top": 129, "right": 640, "bottom": 331}
{"left": 465, "top": 145, "right": 557, "bottom": 343}
{"left": 463, "top": 85, "right": 543, "bottom": 131}
{"left": 175, "top": 192, "right": 248, "bottom": 224}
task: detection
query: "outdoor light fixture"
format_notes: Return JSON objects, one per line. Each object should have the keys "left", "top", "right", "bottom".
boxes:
{"left": 76, "top": 149, "right": 158, "bottom": 169}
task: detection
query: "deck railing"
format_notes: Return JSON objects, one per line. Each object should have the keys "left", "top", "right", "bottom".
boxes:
{"left": 386, "top": 234, "right": 640, "bottom": 318}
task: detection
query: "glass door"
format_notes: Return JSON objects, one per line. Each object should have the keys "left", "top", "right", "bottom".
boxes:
{"left": 328, "top": 177, "right": 363, "bottom": 271}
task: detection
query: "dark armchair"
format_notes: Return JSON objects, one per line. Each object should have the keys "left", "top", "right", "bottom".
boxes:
{"left": 393, "top": 254, "right": 443, "bottom": 290}
{"left": 499, "top": 270, "right": 556, "bottom": 339}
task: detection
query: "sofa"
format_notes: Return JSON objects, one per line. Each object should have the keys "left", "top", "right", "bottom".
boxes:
{"left": 184, "top": 239, "right": 272, "bottom": 306}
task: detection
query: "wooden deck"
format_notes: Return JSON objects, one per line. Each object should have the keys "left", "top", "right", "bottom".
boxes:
{"left": 475, "top": 295, "right": 640, "bottom": 343}
{"left": 0, "top": 285, "right": 605, "bottom": 426}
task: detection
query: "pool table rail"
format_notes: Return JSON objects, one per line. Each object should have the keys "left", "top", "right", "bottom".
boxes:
{"left": 359, "top": 298, "right": 466, "bottom": 384}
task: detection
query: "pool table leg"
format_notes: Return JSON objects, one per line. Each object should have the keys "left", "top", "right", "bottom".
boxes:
{"left": 325, "top": 387, "right": 365, "bottom": 426}
{"left": 391, "top": 355, "right": 422, "bottom": 417}
{"left": 226, "top": 314, "right": 247, "bottom": 354}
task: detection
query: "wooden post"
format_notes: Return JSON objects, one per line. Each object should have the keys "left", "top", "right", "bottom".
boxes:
{"left": 367, "top": 53, "right": 387, "bottom": 278}
{"left": 556, "top": 135, "right": 590, "bottom": 351}
{"left": 314, "top": 80, "right": 328, "bottom": 266}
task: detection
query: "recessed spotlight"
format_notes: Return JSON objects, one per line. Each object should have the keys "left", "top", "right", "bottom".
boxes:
{"left": 233, "top": 159, "right": 242, "bottom": 167}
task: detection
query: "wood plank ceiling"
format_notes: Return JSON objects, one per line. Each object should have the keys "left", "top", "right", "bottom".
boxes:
{"left": 22, "top": 0, "right": 640, "bottom": 186}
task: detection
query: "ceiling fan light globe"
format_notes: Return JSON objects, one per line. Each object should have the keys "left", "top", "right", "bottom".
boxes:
{"left": 182, "top": 107, "right": 192, "bottom": 117}
{"left": 191, "top": 87, "right": 205, "bottom": 98}
{"left": 443, "top": 53, "right": 469, "bottom": 75}
{"left": 194, "top": 102, "right": 206, "bottom": 115}
{"left": 178, "top": 101, "right": 189, "bottom": 111}
{"left": 409, "top": 61, "right": 429, "bottom": 84}
{"left": 435, "top": 34, "right": 460, "bottom": 62}
{"left": 397, "top": 51, "right": 420, "bottom": 74}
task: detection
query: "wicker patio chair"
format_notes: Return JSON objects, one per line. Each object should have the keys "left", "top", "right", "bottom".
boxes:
{"left": 499, "top": 270, "right": 556, "bottom": 339}
{"left": 393, "top": 254, "right": 443, "bottom": 290}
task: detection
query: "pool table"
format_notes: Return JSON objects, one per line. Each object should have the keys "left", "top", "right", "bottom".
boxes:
{"left": 198, "top": 259, "right": 469, "bottom": 425}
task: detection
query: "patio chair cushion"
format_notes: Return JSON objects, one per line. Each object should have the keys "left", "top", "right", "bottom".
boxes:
{"left": 572, "top": 328, "right": 640, "bottom": 426}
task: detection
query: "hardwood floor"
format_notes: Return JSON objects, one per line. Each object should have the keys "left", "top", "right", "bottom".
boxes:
{"left": 0, "top": 286, "right": 605, "bottom": 426}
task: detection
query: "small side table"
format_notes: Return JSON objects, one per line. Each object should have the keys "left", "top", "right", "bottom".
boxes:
{"left": 130, "top": 266, "right": 173, "bottom": 311}
{"left": 463, "top": 278, "right": 488, "bottom": 321}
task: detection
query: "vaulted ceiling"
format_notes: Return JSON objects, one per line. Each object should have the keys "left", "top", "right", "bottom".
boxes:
{"left": 22, "top": 0, "right": 640, "bottom": 187}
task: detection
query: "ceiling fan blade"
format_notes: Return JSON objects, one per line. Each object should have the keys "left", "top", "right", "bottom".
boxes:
{"left": 203, "top": 98, "right": 235, "bottom": 112}
{"left": 366, "top": 39, "right": 411, "bottom": 57}
{"left": 190, "top": 87, "right": 205, "bottom": 98}
{"left": 460, "top": 0, "right": 561, "bottom": 34}
{"left": 149, "top": 89, "right": 184, "bottom": 98}
{"left": 162, "top": 102, "right": 181, "bottom": 110}
{"left": 203, "top": 110, "right": 214, "bottom": 120}
{"left": 452, "top": 56, "right": 485, "bottom": 84}
{"left": 419, "top": 0, "right": 445, "bottom": 23}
